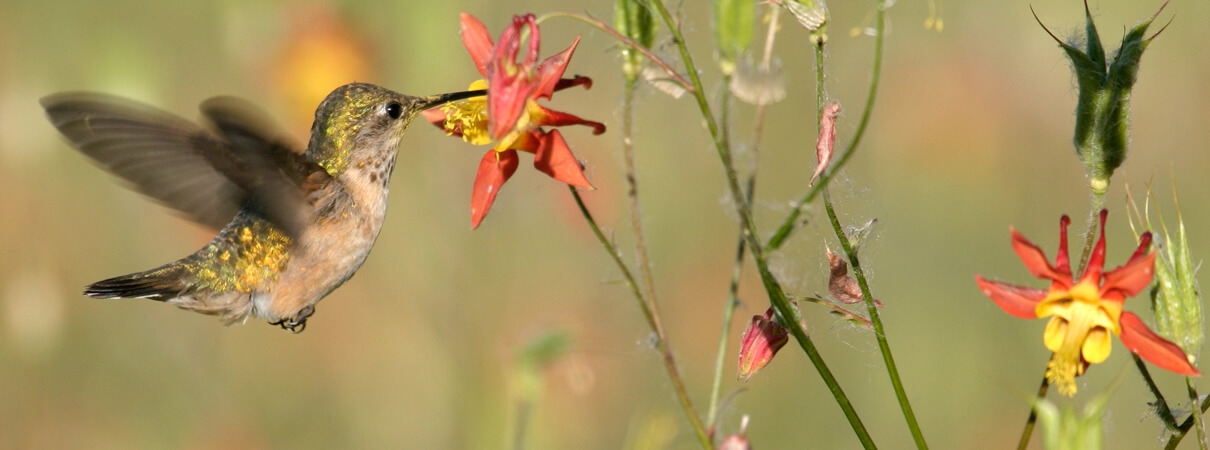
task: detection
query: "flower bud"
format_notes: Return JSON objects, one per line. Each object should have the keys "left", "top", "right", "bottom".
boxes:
{"left": 1131, "top": 187, "right": 1203, "bottom": 364}
{"left": 774, "top": 0, "right": 828, "bottom": 47}
{"left": 719, "top": 415, "right": 752, "bottom": 450}
{"left": 1032, "top": 388, "right": 1111, "bottom": 450}
{"left": 615, "top": 0, "right": 655, "bottom": 82}
{"left": 738, "top": 307, "right": 790, "bottom": 381}
{"left": 1036, "top": 3, "right": 1168, "bottom": 193}
{"left": 711, "top": 0, "right": 756, "bottom": 75}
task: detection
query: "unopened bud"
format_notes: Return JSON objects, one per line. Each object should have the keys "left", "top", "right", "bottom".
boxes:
{"left": 1036, "top": 3, "right": 1169, "bottom": 192}
{"left": 738, "top": 307, "right": 790, "bottom": 381}
{"left": 615, "top": 0, "right": 655, "bottom": 82}
{"left": 711, "top": 0, "right": 756, "bottom": 75}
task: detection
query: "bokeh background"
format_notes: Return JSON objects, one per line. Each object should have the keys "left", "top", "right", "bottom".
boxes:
{"left": 3, "top": 0, "right": 1209, "bottom": 448}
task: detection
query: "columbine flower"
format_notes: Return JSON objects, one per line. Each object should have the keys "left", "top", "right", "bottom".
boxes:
{"left": 975, "top": 210, "right": 1199, "bottom": 396}
{"left": 738, "top": 307, "right": 790, "bottom": 381}
{"left": 425, "top": 13, "right": 606, "bottom": 228}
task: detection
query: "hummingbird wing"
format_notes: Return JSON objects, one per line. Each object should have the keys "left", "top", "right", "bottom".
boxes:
{"left": 42, "top": 92, "right": 246, "bottom": 231}
{"left": 198, "top": 96, "right": 328, "bottom": 238}
{"left": 42, "top": 92, "right": 327, "bottom": 238}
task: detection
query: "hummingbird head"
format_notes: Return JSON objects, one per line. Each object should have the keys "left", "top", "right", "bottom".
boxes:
{"left": 306, "top": 83, "right": 483, "bottom": 178}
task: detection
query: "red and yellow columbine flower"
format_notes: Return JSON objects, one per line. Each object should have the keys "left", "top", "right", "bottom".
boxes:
{"left": 425, "top": 13, "right": 606, "bottom": 229}
{"left": 975, "top": 210, "right": 1199, "bottom": 396}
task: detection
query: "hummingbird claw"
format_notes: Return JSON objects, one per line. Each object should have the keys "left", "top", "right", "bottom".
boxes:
{"left": 272, "top": 305, "right": 315, "bottom": 333}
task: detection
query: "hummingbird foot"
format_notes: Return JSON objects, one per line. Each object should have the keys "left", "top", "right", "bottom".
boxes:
{"left": 271, "top": 305, "right": 314, "bottom": 333}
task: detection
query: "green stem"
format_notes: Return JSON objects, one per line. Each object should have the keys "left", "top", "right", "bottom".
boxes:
{"left": 765, "top": 2, "right": 887, "bottom": 252}
{"left": 822, "top": 188, "right": 928, "bottom": 449}
{"left": 707, "top": 195, "right": 746, "bottom": 430}
{"left": 1075, "top": 191, "right": 1106, "bottom": 275}
{"left": 512, "top": 397, "right": 532, "bottom": 450}
{"left": 1190, "top": 378, "right": 1207, "bottom": 449}
{"left": 1165, "top": 383, "right": 1210, "bottom": 449}
{"left": 536, "top": 11, "right": 695, "bottom": 93}
{"left": 568, "top": 187, "right": 712, "bottom": 448}
{"left": 706, "top": 74, "right": 740, "bottom": 431}
{"left": 1016, "top": 372, "right": 1049, "bottom": 450}
{"left": 1134, "top": 353, "right": 1181, "bottom": 432}
{"left": 620, "top": 77, "right": 663, "bottom": 362}
{"left": 650, "top": 1, "right": 874, "bottom": 447}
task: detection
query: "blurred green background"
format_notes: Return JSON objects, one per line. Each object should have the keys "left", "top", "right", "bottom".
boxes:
{"left": 3, "top": 0, "right": 1209, "bottom": 448}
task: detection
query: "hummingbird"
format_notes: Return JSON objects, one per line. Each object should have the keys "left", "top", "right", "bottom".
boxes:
{"left": 43, "top": 83, "right": 483, "bottom": 332}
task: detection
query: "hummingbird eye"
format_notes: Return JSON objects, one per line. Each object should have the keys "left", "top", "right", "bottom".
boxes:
{"left": 385, "top": 101, "right": 403, "bottom": 120}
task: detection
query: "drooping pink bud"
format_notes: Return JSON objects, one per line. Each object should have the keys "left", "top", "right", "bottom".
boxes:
{"left": 738, "top": 308, "right": 789, "bottom": 381}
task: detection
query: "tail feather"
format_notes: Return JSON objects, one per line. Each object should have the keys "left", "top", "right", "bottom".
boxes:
{"left": 85, "top": 265, "right": 189, "bottom": 301}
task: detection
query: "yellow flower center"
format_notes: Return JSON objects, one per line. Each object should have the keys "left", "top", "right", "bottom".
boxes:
{"left": 440, "top": 80, "right": 492, "bottom": 146}
{"left": 1035, "top": 281, "right": 1123, "bottom": 396}
{"left": 438, "top": 79, "right": 540, "bottom": 153}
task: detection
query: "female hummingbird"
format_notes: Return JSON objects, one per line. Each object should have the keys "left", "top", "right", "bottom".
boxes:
{"left": 43, "top": 83, "right": 482, "bottom": 332}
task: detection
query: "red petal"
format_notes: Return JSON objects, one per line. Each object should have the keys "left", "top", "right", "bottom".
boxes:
{"left": 554, "top": 75, "right": 593, "bottom": 93}
{"left": 975, "top": 275, "right": 1047, "bottom": 319}
{"left": 470, "top": 149, "right": 519, "bottom": 229}
{"left": 1101, "top": 251, "right": 1156, "bottom": 301}
{"left": 534, "top": 36, "right": 580, "bottom": 100}
{"left": 531, "top": 103, "right": 606, "bottom": 135}
{"left": 533, "top": 130, "right": 592, "bottom": 188}
{"left": 486, "top": 18, "right": 537, "bottom": 140}
{"left": 1011, "top": 227, "right": 1071, "bottom": 288}
{"left": 459, "top": 13, "right": 494, "bottom": 77}
{"left": 1055, "top": 215, "right": 1072, "bottom": 274}
{"left": 1080, "top": 209, "right": 1110, "bottom": 284}
{"left": 422, "top": 108, "right": 447, "bottom": 125}
{"left": 1119, "top": 311, "right": 1201, "bottom": 376}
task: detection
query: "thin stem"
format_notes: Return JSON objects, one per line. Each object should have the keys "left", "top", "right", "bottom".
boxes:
{"left": 765, "top": 2, "right": 888, "bottom": 252}
{"left": 1016, "top": 372, "right": 1049, "bottom": 450}
{"left": 513, "top": 398, "right": 532, "bottom": 450}
{"left": 568, "top": 187, "right": 712, "bottom": 448}
{"left": 707, "top": 193, "right": 746, "bottom": 430}
{"left": 1165, "top": 385, "right": 1210, "bottom": 449}
{"left": 620, "top": 77, "right": 663, "bottom": 362}
{"left": 707, "top": 0, "right": 781, "bottom": 420}
{"left": 536, "top": 11, "right": 695, "bottom": 94}
{"left": 1134, "top": 353, "right": 1181, "bottom": 432}
{"left": 707, "top": 74, "right": 739, "bottom": 431}
{"left": 795, "top": 296, "right": 873, "bottom": 328}
{"left": 1075, "top": 192, "right": 1107, "bottom": 275}
{"left": 823, "top": 188, "right": 928, "bottom": 449}
{"left": 650, "top": 1, "right": 875, "bottom": 447}
{"left": 1190, "top": 378, "right": 1207, "bottom": 449}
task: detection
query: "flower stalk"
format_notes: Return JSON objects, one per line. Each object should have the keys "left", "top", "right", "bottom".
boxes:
{"left": 650, "top": 0, "right": 875, "bottom": 446}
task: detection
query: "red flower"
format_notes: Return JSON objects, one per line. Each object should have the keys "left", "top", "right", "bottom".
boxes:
{"left": 975, "top": 210, "right": 1199, "bottom": 396}
{"left": 425, "top": 13, "right": 605, "bottom": 228}
{"left": 738, "top": 307, "right": 790, "bottom": 381}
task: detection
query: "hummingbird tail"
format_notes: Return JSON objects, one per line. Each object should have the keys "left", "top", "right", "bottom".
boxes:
{"left": 85, "top": 264, "right": 255, "bottom": 324}
{"left": 85, "top": 265, "right": 189, "bottom": 300}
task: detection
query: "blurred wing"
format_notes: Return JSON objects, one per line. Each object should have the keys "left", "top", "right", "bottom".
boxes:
{"left": 41, "top": 92, "right": 244, "bottom": 231}
{"left": 199, "top": 97, "right": 328, "bottom": 238}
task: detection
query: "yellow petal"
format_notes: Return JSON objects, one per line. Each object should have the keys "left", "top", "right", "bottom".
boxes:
{"left": 1081, "top": 327, "right": 1113, "bottom": 364}
{"left": 1043, "top": 316, "right": 1067, "bottom": 353}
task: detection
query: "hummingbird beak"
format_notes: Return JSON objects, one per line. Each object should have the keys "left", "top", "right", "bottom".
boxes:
{"left": 411, "top": 89, "right": 488, "bottom": 113}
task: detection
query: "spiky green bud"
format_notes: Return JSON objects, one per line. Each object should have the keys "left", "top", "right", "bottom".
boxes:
{"left": 1129, "top": 184, "right": 1202, "bottom": 365}
{"left": 1036, "top": 2, "right": 1168, "bottom": 194}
